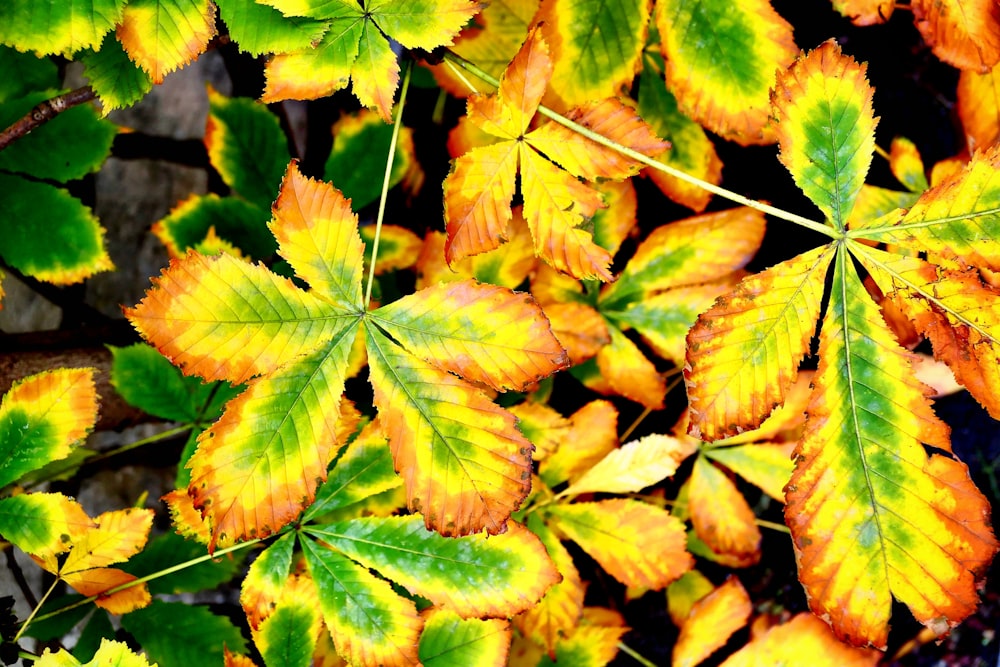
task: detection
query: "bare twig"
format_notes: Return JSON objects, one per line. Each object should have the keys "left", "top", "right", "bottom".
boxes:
{"left": 0, "top": 86, "right": 97, "bottom": 153}
{"left": 3, "top": 547, "right": 38, "bottom": 610}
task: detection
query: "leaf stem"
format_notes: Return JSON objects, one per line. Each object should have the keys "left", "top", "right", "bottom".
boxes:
{"left": 364, "top": 59, "right": 413, "bottom": 310}
{"left": 12, "top": 577, "right": 59, "bottom": 643}
{"left": 441, "top": 51, "right": 837, "bottom": 239}
{"left": 617, "top": 641, "right": 659, "bottom": 667}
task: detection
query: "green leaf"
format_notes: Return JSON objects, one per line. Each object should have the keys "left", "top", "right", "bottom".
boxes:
{"left": 71, "top": 610, "right": 116, "bottom": 662}
{"left": 303, "top": 424, "right": 402, "bottom": 521}
{"left": 205, "top": 88, "right": 291, "bottom": 210}
{"left": 323, "top": 110, "right": 413, "bottom": 209}
{"left": 153, "top": 194, "right": 274, "bottom": 260}
{"left": 121, "top": 601, "right": 247, "bottom": 667}
{"left": 241, "top": 532, "right": 297, "bottom": 628}
{"left": 0, "top": 47, "right": 59, "bottom": 103}
{"left": 257, "top": 602, "right": 318, "bottom": 667}
{"left": 109, "top": 343, "right": 242, "bottom": 423}
{"left": 0, "top": 0, "right": 125, "bottom": 55}
{"left": 305, "top": 516, "right": 560, "bottom": 618}
{"left": 80, "top": 35, "right": 153, "bottom": 115}
{"left": 216, "top": 0, "right": 330, "bottom": 56}
{"left": 0, "top": 176, "right": 113, "bottom": 283}
{"left": 122, "top": 530, "right": 245, "bottom": 595}
{"left": 419, "top": 610, "right": 511, "bottom": 667}
{"left": 772, "top": 41, "right": 877, "bottom": 229}
{"left": 0, "top": 91, "right": 116, "bottom": 181}
{"left": 302, "top": 536, "right": 423, "bottom": 666}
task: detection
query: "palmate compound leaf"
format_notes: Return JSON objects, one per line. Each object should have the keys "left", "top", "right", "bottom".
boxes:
{"left": 443, "top": 26, "right": 665, "bottom": 281}
{"left": 127, "top": 161, "right": 566, "bottom": 546}
{"left": 260, "top": 0, "right": 480, "bottom": 119}
{"left": 784, "top": 245, "right": 998, "bottom": 649}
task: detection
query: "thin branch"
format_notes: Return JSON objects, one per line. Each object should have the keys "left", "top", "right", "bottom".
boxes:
{"left": 4, "top": 547, "right": 38, "bottom": 610}
{"left": 0, "top": 86, "right": 97, "bottom": 153}
{"left": 364, "top": 59, "right": 413, "bottom": 309}
{"left": 441, "top": 50, "right": 838, "bottom": 240}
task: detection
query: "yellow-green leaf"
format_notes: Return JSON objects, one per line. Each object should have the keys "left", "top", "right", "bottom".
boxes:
{"left": 0, "top": 0, "right": 125, "bottom": 56}
{"left": 0, "top": 492, "right": 93, "bottom": 558}
{"left": 0, "top": 368, "right": 98, "bottom": 489}
{"left": 419, "top": 609, "right": 511, "bottom": 667}
{"left": 306, "top": 516, "right": 560, "bottom": 618}
{"left": 771, "top": 40, "right": 877, "bottom": 229}
{"left": 371, "top": 280, "right": 567, "bottom": 392}
{"left": 303, "top": 536, "right": 423, "bottom": 667}
{"left": 851, "top": 144, "right": 1000, "bottom": 271}
{"left": 685, "top": 244, "right": 834, "bottom": 441}
{"left": 784, "top": 247, "right": 998, "bottom": 648}
{"left": 35, "top": 639, "right": 153, "bottom": 667}
{"left": 366, "top": 325, "right": 534, "bottom": 536}
{"left": 655, "top": 0, "right": 797, "bottom": 145}
{"left": 534, "top": 0, "right": 649, "bottom": 108}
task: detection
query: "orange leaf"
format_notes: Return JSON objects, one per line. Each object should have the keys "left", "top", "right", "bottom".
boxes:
{"left": 116, "top": 0, "right": 217, "bottom": 83}
{"left": 689, "top": 456, "right": 761, "bottom": 567}
{"left": 539, "top": 400, "right": 619, "bottom": 488}
{"left": 519, "top": 147, "right": 611, "bottom": 281}
{"left": 912, "top": 0, "right": 1000, "bottom": 72}
{"left": 831, "top": 0, "right": 894, "bottom": 24}
{"left": 548, "top": 499, "right": 693, "bottom": 589}
{"left": 541, "top": 301, "right": 610, "bottom": 365}
{"left": 672, "top": 577, "right": 752, "bottom": 667}
{"left": 957, "top": 64, "right": 1000, "bottom": 152}
{"left": 63, "top": 568, "right": 151, "bottom": 615}
{"left": 443, "top": 142, "right": 520, "bottom": 263}
{"left": 595, "top": 328, "right": 666, "bottom": 410}
{"left": 719, "top": 613, "right": 880, "bottom": 667}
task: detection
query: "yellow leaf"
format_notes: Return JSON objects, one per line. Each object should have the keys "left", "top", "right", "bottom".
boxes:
{"left": 673, "top": 577, "right": 752, "bottom": 667}
{"left": 656, "top": 0, "right": 798, "bottom": 144}
{"left": 831, "top": 0, "right": 894, "bottom": 24}
{"left": 719, "top": 613, "right": 880, "bottom": 667}
{"left": 561, "top": 434, "right": 696, "bottom": 498}
{"left": 541, "top": 301, "right": 610, "bottom": 365}
{"left": 515, "top": 516, "right": 585, "bottom": 657}
{"left": 667, "top": 570, "right": 715, "bottom": 628}
{"left": 685, "top": 244, "right": 834, "bottom": 441}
